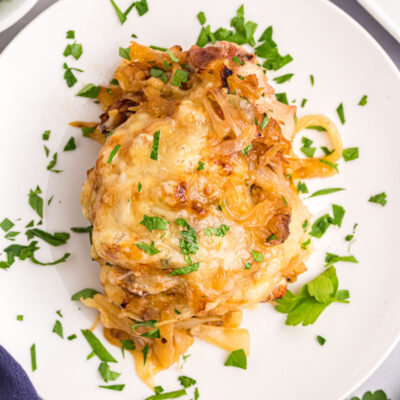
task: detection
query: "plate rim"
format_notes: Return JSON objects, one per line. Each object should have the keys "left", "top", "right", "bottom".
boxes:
{"left": 0, "top": 0, "right": 38, "bottom": 34}
{"left": 0, "top": 0, "right": 399, "bottom": 398}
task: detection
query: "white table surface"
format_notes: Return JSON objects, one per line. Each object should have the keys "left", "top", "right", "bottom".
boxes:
{"left": 0, "top": 0, "right": 399, "bottom": 399}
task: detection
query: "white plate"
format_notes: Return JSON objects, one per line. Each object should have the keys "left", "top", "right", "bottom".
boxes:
{"left": 358, "top": 0, "right": 400, "bottom": 42}
{"left": 0, "top": 0, "right": 399, "bottom": 399}
{"left": 0, "top": 0, "right": 38, "bottom": 33}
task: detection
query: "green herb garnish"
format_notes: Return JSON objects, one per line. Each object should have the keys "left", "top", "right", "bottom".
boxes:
{"left": 81, "top": 329, "right": 116, "bottom": 362}
{"left": 358, "top": 95, "right": 368, "bottom": 106}
{"left": 203, "top": 224, "right": 229, "bottom": 237}
{"left": 171, "top": 70, "right": 188, "bottom": 87}
{"left": 325, "top": 253, "right": 358, "bottom": 267}
{"left": 77, "top": 83, "right": 100, "bottom": 98}
{"left": 170, "top": 262, "right": 199, "bottom": 276}
{"left": 251, "top": 250, "right": 263, "bottom": 262}
{"left": 30, "top": 344, "right": 37, "bottom": 371}
{"left": 368, "top": 192, "right": 387, "bottom": 206}
{"left": 63, "top": 42, "right": 83, "bottom": 60}
{"left": 273, "top": 73, "right": 293, "bottom": 84}
{"left": 275, "top": 266, "right": 349, "bottom": 326}
{"left": 71, "top": 288, "right": 100, "bottom": 300}
{"left": 309, "top": 188, "right": 345, "bottom": 198}
{"left": 136, "top": 241, "right": 160, "bottom": 255}
{"left": 197, "top": 11, "right": 206, "bottom": 25}
{"left": 52, "top": 320, "right": 64, "bottom": 338}
{"left": 317, "top": 335, "right": 326, "bottom": 345}
{"left": 0, "top": 218, "right": 14, "bottom": 232}
{"left": 336, "top": 103, "right": 345, "bottom": 124}
{"left": 140, "top": 215, "right": 168, "bottom": 232}
{"left": 224, "top": 349, "right": 247, "bottom": 369}
{"left": 343, "top": 147, "right": 359, "bottom": 161}
{"left": 150, "top": 130, "right": 160, "bottom": 160}
{"left": 296, "top": 181, "right": 308, "bottom": 194}
{"left": 241, "top": 143, "right": 252, "bottom": 155}
{"left": 99, "top": 384, "right": 125, "bottom": 391}
{"left": 28, "top": 186, "right": 43, "bottom": 218}
{"left": 63, "top": 63, "right": 83, "bottom": 88}
{"left": 98, "top": 362, "right": 121, "bottom": 382}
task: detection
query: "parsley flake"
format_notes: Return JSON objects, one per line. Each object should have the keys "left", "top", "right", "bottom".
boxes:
{"left": 358, "top": 95, "right": 368, "bottom": 106}
{"left": 343, "top": 147, "right": 359, "bottom": 161}
{"left": 197, "top": 11, "right": 206, "bottom": 25}
{"left": 224, "top": 349, "right": 247, "bottom": 369}
{"left": 52, "top": 320, "right": 64, "bottom": 338}
{"left": 136, "top": 241, "right": 160, "bottom": 255}
{"left": 251, "top": 250, "right": 263, "bottom": 262}
{"left": 336, "top": 103, "right": 345, "bottom": 124}
{"left": 150, "top": 130, "right": 161, "bottom": 160}
{"left": 63, "top": 137, "right": 76, "bottom": 151}
{"left": 368, "top": 192, "right": 387, "bottom": 207}
{"left": 77, "top": 83, "right": 100, "bottom": 98}
{"left": 107, "top": 144, "right": 121, "bottom": 164}
{"left": 140, "top": 215, "right": 168, "bottom": 232}
{"left": 309, "top": 187, "right": 345, "bottom": 198}
{"left": 273, "top": 73, "right": 293, "bottom": 84}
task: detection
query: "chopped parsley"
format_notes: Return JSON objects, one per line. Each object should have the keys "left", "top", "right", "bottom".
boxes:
{"left": 66, "top": 30, "right": 74, "bottom": 39}
{"left": 309, "top": 187, "right": 345, "bottom": 198}
{"left": 260, "top": 113, "right": 269, "bottom": 129}
{"left": 256, "top": 26, "right": 293, "bottom": 70}
{"left": 25, "top": 228, "right": 69, "bottom": 246}
{"left": 178, "top": 376, "right": 196, "bottom": 388}
{"left": 119, "top": 46, "right": 131, "bottom": 61}
{"left": 30, "top": 344, "right": 37, "bottom": 371}
{"left": 135, "top": 0, "right": 149, "bottom": 16}
{"left": 343, "top": 147, "right": 359, "bottom": 161}
{"left": 224, "top": 349, "right": 247, "bottom": 369}
{"left": 325, "top": 253, "right": 358, "bottom": 267}
{"left": 99, "top": 385, "right": 125, "bottom": 391}
{"left": 0, "top": 218, "right": 14, "bottom": 232}
{"left": 197, "top": 11, "right": 206, "bottom": 25}
{"left": 136, "top": 241, "right": 160, "bottom": 255}
{"left": 176, "top": 218, "right": 199, "bottom": 256}
{"left": 245, "top": 262, "right": 252, "bottom": 269}
{"left": 145, "top": 389, "right": 187, "bottom": 400}
{"left": 251, "top": 250, "right": 263, "bottom": 262}
{"left": 140, "top": 215, "right": 169, "bottom": 232}
{"left": 63, "top": 63, "right": 83, "bottom": 88}
{"left": 349, "top": 390, "right": 389, "bottom": 400}
{"left": 55, "top": 310, "right": 63, "bottom": 318}
{"left": 42, "top": 130, "right": 51, "bottom": 140}
{"left": 17, "top": 315, "right": 23, "bottom": 321}
{"left": 204, "top": 224, "right": 230, "bottom": 237}
{"left": 306, "top": 125, "right": 326, "bottom": 132}
{"left": 275, "top": 92, "right": 288, "bottom": 105}
{"left": 358, "top": 95, "right": 368, "bottom": 106}
{"left": 310, "top": 74, "right": 315, "bottom": 86}
{"left": 336, "top": 102, "right": 345, "bottom": 124}
{"left": 241, "top": 143, "right": 252, "bottom": 155}
{"left": 368, "top": 192, "right": 387, "bottom": 206}
{"left": 81, "top": 126, "right": 96, "bottom": 137}
{"left": 275, "top": 266, "right": 349, "bottom": 326}
{"left": 301, "top": 98, "right": 307, "bottom": 108}
{"left": 266, "top": 234, "right": 277, "bottom": 242}
{"left": 107, "top": 144, "right": 121, "bottom": 164}
{"left": 150, "top": 67, "right": 168, "bottom": 83}
{"left": 28, "top": 186, "right": 43, "bottom": 218}
{"left": 196, "top": 5, "right": 258, "bottom": 48}
{"left": 44, "top": 145, "right": 50, "bottom": 157}
{"left": 63, "top": 42, "right": 83, "bottom": 60}
{"left": 317, "top": 335, "right": 326, "bottom": 345}
{"left": 52, "top": 320, "right": 64, "bottom": 338}
{"left": 301, "top": 136, "right": 316, "bottom": 158}
{"left": 131, "top": 320, "right": 157, "bottom": 331}
{"left": 138, "top": 182, "right": 142, "bottom": 192}
{"left": 81, "top": 329, "right": 117, "bottom": 362}
{"left": 197, "top": 161, "right": 205, "bottom": 171}
{"left": 46, "top": 152, "right": 58, "bottom": 171}
{"left": 296, "top": 181, "right": 308, "bottom": 194}
{"left": 98, "top": 362, "right": 121, "bottom": 382}
{"left": 121, "top": 339, "right": 135, "bottom": 357}
{"left": 63, "top": 137, "right": 76, "bottom": 151}
{"left": 321, "top": 146, "right": 334, "bottom": 156}
{"left": 149, "top": 45, "right": 167, "bottom": 51}
{"left": 150, "top": 130, "right": 160, "bottom": 160}
{"left": 320, "top": 159, "right": 338, "bottom": 172}
{"left": 171, "top": 70, "right": 188, "bottom": 87}
{"left": 109, "top": 0, "right": 136, "bottom": 24}
{"left": 76, "top": 83, "right": 100, "bottom": 98}
{"left": 310, "top": 204, "right": 345, "bottom": 239}
{"left": 67, "top": 334, "right": 77, "bottom": 341}
{"left": 142, "top": 343, "right": 149, "bottom": 365}
{"left": 167, "top": 49, "right": 179, "bottom": 63}
{"left": 170, "top": 262, "right": 199, "bottom": 276}
{"left": 273, "top": 73, "right": 293, "bottom": 84}
{"left": 71, "top": 288, "right": 100, "bottom": 301}
{"left": 301, "top": 239, "right": 311, "bottom": 249}
{"left": 5, "top": 231, "right": 20, "bottom": 241}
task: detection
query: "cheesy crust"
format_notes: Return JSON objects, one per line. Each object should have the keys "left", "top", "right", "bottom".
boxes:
{"left": 79, "top": 41, "right": 315, "bottom": 384}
